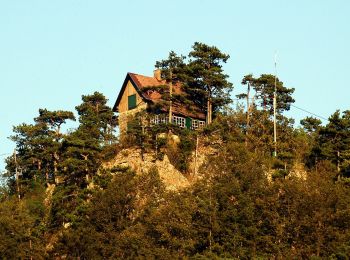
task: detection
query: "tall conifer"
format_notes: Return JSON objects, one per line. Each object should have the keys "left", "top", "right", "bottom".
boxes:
{"left": 186, "top": 42, "right": 233, "bottom": 124}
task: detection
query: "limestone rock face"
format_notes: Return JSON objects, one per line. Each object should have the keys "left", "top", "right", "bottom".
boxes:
{"left": 104, "top": 148, "right": 190, "bottom": 190}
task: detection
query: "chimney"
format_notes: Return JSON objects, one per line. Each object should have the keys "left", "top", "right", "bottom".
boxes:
{"left": 154, "top": 69, "right": 162, "bottom": 81}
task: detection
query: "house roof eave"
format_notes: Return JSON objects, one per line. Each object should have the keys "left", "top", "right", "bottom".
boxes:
{"left": 112, "top": 73, "right": 148, "bottom": 112}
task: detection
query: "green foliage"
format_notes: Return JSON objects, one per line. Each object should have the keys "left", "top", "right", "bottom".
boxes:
{"left": 155, "top": 50, "right": 187, "bottom": 83}
{"left": 59, "top": 92, "right": 116, "bottom": 187}
{"left": 0, "top": 186, "right": 46, "bottom": 259}
{"left": 301, "top": 116, "right": 322, "bottom": 133}
{"left": 2, "top": 46, "right": 350, "bottom": 259}
{"left": 51, "top": 168, "right": 165, "bottom": 258}
{"left": 185, "top": 42, "right": 233, "bottom": 121}
{"left": 5, "top": 108, "right": 76, "bottom": 195}
{"left": 34, "top": 108, "right": 76, "bottom": 135}
{"left": 153, "top": 43, "right": 233, "bottom": 124}
{"left": 152, "top": 127, "right": 196, "bottom": 173}
{"left": 49, "top": 184, "right": 87, "bottom": 228}
{"left": 309, "top": 110, "right": 350, "bottom": 177}
{"left": 122, "top": 111, "right": 197, "bottom": 172}
{"left": 237, "top": 73, "right": 295, "bottom": 115}
{"left": 256, "top": 74, "right": 295, "bottom": 113}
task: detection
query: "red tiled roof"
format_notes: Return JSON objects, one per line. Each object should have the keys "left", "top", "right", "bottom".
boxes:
{"left": 129, "top": 73, "right": 182, "bottom": 99}
{"left": 129, "top": 73, "right": 165, "bottom": 89}
{"left": 127, "top": 73, "right": 206, "bottom": 120}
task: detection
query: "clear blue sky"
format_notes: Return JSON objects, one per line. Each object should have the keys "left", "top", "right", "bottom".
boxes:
{"left": 1, "top": 0, "right": 350, "bottom": 171}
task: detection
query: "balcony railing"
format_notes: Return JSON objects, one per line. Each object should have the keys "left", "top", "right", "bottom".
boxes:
{"left": 150, "top": 114, "right": 205, "bottom": 130}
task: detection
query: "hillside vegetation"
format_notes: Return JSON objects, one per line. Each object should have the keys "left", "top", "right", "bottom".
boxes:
{"left": 1, "top": 43, "right": 350, "bottom": 259}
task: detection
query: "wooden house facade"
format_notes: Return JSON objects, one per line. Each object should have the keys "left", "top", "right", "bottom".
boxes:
{"left": 113, "top": 70, "right": 206, "bottom": 134}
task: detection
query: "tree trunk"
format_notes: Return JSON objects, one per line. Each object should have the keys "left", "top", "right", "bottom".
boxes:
{"left": 38, "top": 160, "right": 41, "bottom": 171}
{"left": 207, "top": 96, "right": 212, "bottom": 125}
{"left": 36, "top": 160, "right": 42, "bottom": 181}
{"left": 245, "top": 83, "right": 250, "bottom": 146}
{"left": 45, "top": 170, "right": 49, "bottom": 185}
{"left": 194, "top": 135, "right": 199, "bottom": 178}
{"left": 14, "top": 150, "right": 21, "bottom": 200}
{"left": 168, "top": 70, "right": 173, "bottom": 124}
{"left": 53, "top": 153, "right": 58, "bottom": 184}
{"left": 337, "top": 150, "right": 340, "bottom": 172}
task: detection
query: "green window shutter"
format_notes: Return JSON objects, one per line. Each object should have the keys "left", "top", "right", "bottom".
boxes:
{"left": 128, "top": 94, "right": 136, "bottom": 110}
{"left": 185, "top": 117, "right": 192, "bottom": 129}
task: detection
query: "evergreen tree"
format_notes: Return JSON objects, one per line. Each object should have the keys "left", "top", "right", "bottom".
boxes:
{"left": 185, "top": 42, "right": 233, "bottom": 124}
{"left": 253, "top": 74, "right": 295, "bottom": 114}
{"left": 75, "top": 91, "right": 115, "bottom": 144}
{"left": 34, "top": 109, "right": 76, "bottom": 183}
{"left": 48, "top": 92, "right": 116, "bottom": 230}
{"left": 237, "top": 74, "right": 256, "bottom": 139}
{"left": 0, "top": 186, "right": 46, "bottom": 259}
{"left": 5, "top": 109, "right": 75, "bottom": 194}
{"left": 237, "top": 74, "right": 295, "bottom": 115}
{"left": 60, "top": 92, "right": 115, "bottom": 186}
{"left": 313, "top": 110, "right": 350, "bottom": 176}
{"left": 34, "top": 109, "right": 75, "bottom": 136}
{"left": 300, "top": 116, "right": 322, "bottom": 134}
{"left": 155, "top": 51, "right": 186, "bottom": 123}
{"left": 6, "top": 123, "right": 50, "bottom": 194}
{"left": 300, "top": 116, "right": 323, "bottom": 168}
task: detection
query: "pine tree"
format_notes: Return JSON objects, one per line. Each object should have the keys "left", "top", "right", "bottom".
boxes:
{"left": 60, "top": 92, "right": 115, "bottom": 187}
{"left": 155, "top": 51, "right": 186, "bottom": 123}
{"left": 185, "top": 42, "right": 233, "bottom": 124}
{"left": 300, "top": 116, "right": 322, "bottom": 134}
{"left": 6, "top": 109, "right": 75, "bottom": 193}
{"left": 237, "top": 74, "right": 256, "bottom": 144}
{"left": 314, "top": 110, "right": 350, "bottom": 176}
{"left": 34, "top": 109, "right": 76, "bottom": 183}
{"left": 253, "top": 74, "right": 295, "bottom": 114}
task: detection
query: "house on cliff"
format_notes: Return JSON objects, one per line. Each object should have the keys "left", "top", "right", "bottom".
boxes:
{"left": 113, "top": 69, "right": 206, "bottom": 134}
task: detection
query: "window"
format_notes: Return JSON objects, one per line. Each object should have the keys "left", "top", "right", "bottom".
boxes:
{"left": 128, "top": 94, "right": 137, "bottom": 110}
{"left": 192, "top": 119, "right": 199, "bottom": 129}
{"left": 191, "top": 119, "right": 205, "bottom": 130}
{"left": 198, "top": 120, "right": 205, "bottom": 128}
{"left": 150, "top": 115, "right": 168, "bottom": 125}
{"left": 172, "top": 116, "right": 185, "bottom": 128}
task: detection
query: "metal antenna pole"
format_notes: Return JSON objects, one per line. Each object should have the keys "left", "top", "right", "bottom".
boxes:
{"left": 273, "top": 52, "right": 278, "bottom": 157}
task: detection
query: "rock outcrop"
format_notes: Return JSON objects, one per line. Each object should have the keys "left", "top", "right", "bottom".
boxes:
{"left": 104, "top": 148, "right": 190, "bottom": 190}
